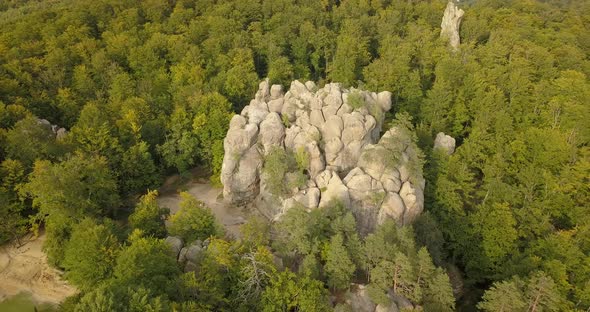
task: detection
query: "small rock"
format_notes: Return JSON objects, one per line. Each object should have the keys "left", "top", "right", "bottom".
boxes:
{"left": 178, "top": 247, "right": 188, "bottom": 263}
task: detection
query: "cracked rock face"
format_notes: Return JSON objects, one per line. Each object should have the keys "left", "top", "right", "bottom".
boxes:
{"left": 441, "top": 1, "right": 464, "bottom": 50}
{"left": 221, "top": 79, "right": 424, "bottom": 232}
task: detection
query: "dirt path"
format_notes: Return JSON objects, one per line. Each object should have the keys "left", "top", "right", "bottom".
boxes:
{"left": 157, "top": 169, "right": 248, "bottom": 238}
{"left": 0, "top": 169, "right": 245, "bottom": 305}
{"left": 0, "top": 233, "right": 76, "bottom": 304}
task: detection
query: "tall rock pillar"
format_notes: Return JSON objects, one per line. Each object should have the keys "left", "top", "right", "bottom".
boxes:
{"left": 440, "top": 1, "right": 464, "bottom": 50}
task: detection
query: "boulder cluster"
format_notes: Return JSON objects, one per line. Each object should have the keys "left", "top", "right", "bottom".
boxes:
{"left": 221, "top": 79, "right": 425, "bottom": 233}
{"left": 165, "top": 236, "right": 206, "bottom": 272}
{"left": 37, "top": 118, "right": 68, "bottom": 140}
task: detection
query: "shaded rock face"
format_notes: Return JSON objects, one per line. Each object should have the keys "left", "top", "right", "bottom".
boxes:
{"left": 221, "top": 79, "right": 424, "bottom": 232}
{"left": 441, "top": 1, "right": 464, "bottom": 49}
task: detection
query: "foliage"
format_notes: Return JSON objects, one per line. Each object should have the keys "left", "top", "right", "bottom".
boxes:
{"left": 324, "top": 233, "right": 355, "bottom": 290}
{"left": 235, "top": 246, "right": 276, "bottom": 307}
{"left": 364, "top": 221, "right": 454, "bottom": 310}
{"left": 261, "top": 147, "right": 290, "bottom": 197}
{"left": 168, "top": 192, "right": 221, "bottom": 243}
{"left": 347, "top": 90, "right": 365, "bottom": 109}
{"left": 263, "top": 146, "right": 310, "bottom": 198}
{"left": 120, "top": 141, "right": 161, "bottom": 195}
{"left": 0, "top": 159, "right": 28, "bottom": 243}
{"left": 158, "top": 92, "right": 232, "bottom": 176}
{"left": 113, "top": 233, "right": 181, "bottom": 298}
{"left": 478, "top": 271, "right": 566, "bottom": 312}
{"left": 62, "top": 218, "right": 120, "bottom": 291}
{"left": 239, "top": 216, "right": 271, "bottom": 248}
{"left": 261, "top": 270, "right": 330, "bottom": 312}
{"left": 4, "top": 117, "right": 61, "bottom": 167}
{"left": 23, "top": 153, "right": 120, "bottom": 218}
{"left": 0, "top": 0, "right": 588, "bottom": 310}
{"left": 128, "top": 190, "right": 168, "bottom": 238}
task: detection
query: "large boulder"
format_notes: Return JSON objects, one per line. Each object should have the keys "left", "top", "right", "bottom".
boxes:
{"left": 434, "top": 132, "right": 456, "bottom": 155}
{"left": 319, "top": 172, "right": 351, "bottom": 209}
{"left": 346, "top": 284, "right": 376, "bottom": 312}
{"left": 259, "top": 113, "right": 285, "bottom": 153}
{"left": 185, "top": 243, "right": 204, "bottom": 264}
{"left": 378, "top": 192, "right": 406, "bottom": 225}
{"left": 165, "top": 236, "right": 184, "bottom": 259}
{"left": 220, "top": 80, "right": 424, "bottom": 232}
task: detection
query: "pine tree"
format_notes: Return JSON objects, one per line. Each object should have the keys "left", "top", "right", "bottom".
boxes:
{"left": 423, "top": 268, "right": 455, "bottom": 312}
{"left": 478, "top": 278, "right": 527, "bottom": 312}
{"left": 324, "top": 234, "right": 355, "bottom": 291}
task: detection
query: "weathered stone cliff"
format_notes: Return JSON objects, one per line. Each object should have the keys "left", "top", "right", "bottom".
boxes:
{"left": 221, "top": 79, "right": 425, "bottom": 233}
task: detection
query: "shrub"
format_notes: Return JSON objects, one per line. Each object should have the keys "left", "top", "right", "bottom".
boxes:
{"left": 347, "top": 91, "right": 365, "bottom": 109}
{"left": 262, "top": 147, "right": 289, "bottom": 196}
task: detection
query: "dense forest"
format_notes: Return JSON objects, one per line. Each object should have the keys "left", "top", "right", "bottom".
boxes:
{"left": 0, "top": 0, "right": 589, "bottom": 311}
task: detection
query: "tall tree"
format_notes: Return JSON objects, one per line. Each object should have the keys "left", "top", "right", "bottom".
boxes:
{"left": 128, "top": 190, "right": 168, "bottom": 238}
{"left": 328, "top": 19, "right": 370, "bottom": 86}
{"left": 168, "top": 192, "right": 221, "bottom": 243}
{"left": 324, "top": 233, "right": 355, "bottom": 291}
{"left": 62, "top": 218, "right": 120, "bottom": 291}
{"left": 114, "top": 233, "right": 181, "bottom": 297}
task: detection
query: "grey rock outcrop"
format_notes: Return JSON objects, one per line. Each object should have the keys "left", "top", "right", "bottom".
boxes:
{"left": 340, "top": 284, "right": 414, "bottom": 312}
{"left": 164, "top": 236, "right": 184, "bottom": 259}
{"left": 441, "top": 1, "right": 464, "bottom": 50}
{"left": 167, "top": 238, "right": 207, "bottom": 273}
{"left": 346, "top": 284, "right": 376, "bottom": 312}
{"left": 221, "top": 80, "right": 425, "bottom": 232}
{"left": 391, "top": 293, "right": 414, "bottom": 310}
{"left": 375, "top": 302, "right": 399, "bottom": 312}
{"left": 434, "top": 132, "right": 456, "bottom": 155}
{"left": 37, "top": 118, "right": 68, "bottom": 140}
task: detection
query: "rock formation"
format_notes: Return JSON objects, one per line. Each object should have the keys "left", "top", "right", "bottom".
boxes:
{"left": 441, "top": 1, "right": 464, "bottom": 50}
{"left": 221, "top": 79, "right": 425, "bottom": 233}
{"left": 343, "top": 284, "right": 419, "bottom": 312}
{"left": 37, "top": 118, "right": 68, "bottom": 140}
{"left": 434, "top": 132, "right": 456, "bottom": 155}
{"left": 165, "top": 236, "right": 207, "bottom": 272}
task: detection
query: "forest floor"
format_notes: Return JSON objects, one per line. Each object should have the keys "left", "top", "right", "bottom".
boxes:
{"left": 0, "top": 168, "right": 245, "bottom": 306}
{"left": 157, "top": 167, "right": 249, "bottom": 238}
{"left": 0, "top": 232, "right": 76, "bottom": 304}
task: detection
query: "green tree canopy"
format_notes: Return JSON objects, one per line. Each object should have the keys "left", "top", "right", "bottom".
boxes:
{"left": 62, "top": 218, "right": 120, "bottom": 291}
{"left": 168, "top": 192, "right": 221, "bottom": 243}
{"left": 128, "top": 190, "right": 168, "bottom": 238}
